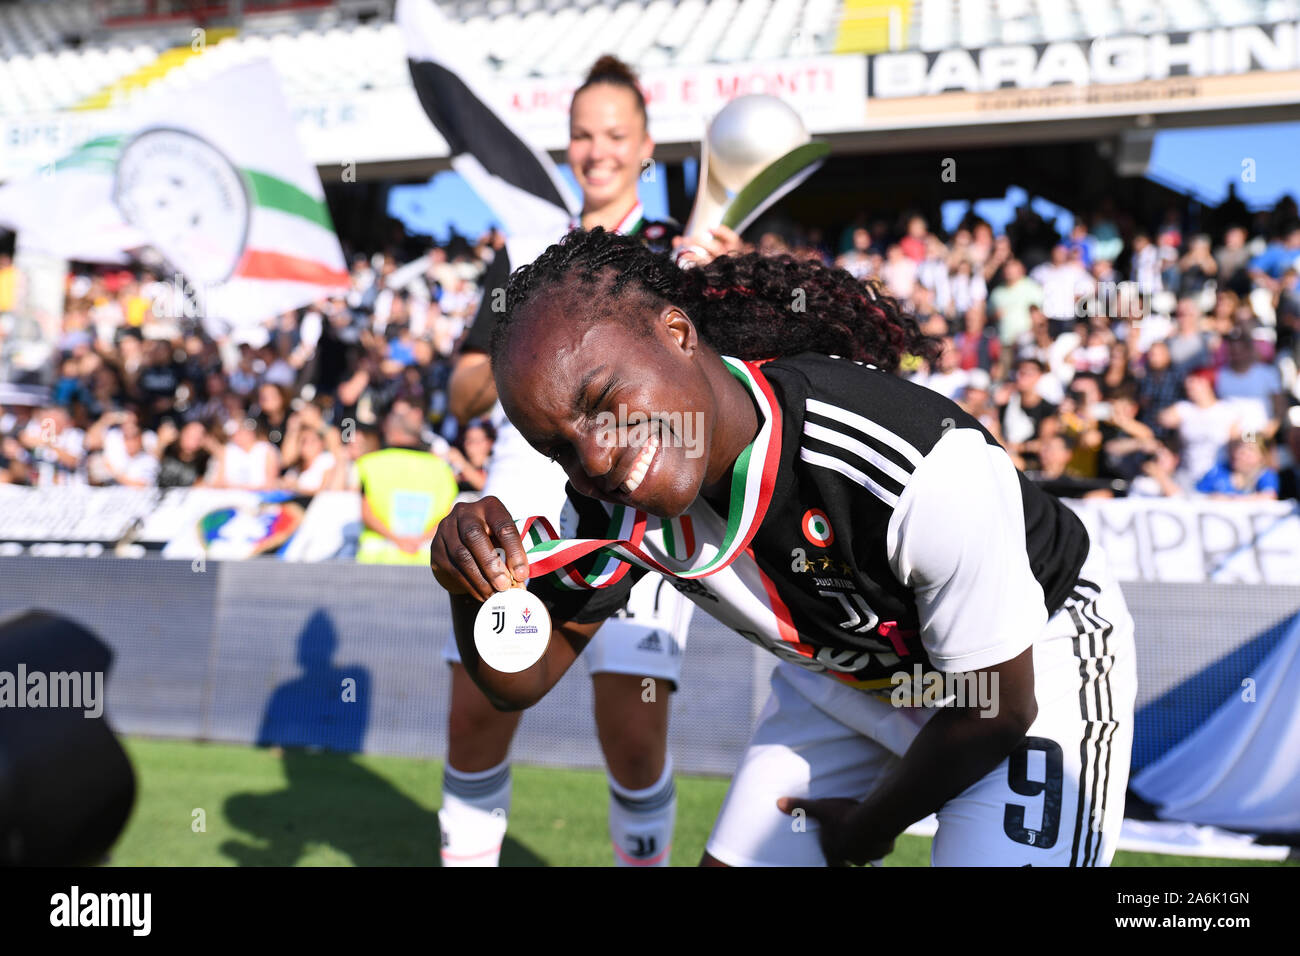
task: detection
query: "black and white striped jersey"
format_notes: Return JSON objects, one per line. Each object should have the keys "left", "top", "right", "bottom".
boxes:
{"left": 535, "top": 352, "right": 1091, "bottom": 692}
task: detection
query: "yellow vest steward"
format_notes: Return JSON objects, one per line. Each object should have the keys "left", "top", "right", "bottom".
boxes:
{"left": 356, "top": 447, "right": 458, "bottom": 565}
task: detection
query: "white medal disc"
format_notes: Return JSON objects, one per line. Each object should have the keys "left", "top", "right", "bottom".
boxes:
{"left": 473, "top": 587, "right": 552, "bottom": 674}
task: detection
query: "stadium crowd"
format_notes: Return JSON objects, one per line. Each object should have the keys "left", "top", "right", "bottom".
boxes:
{"left": 2, "top": 195, "right": 1299, "bottom": 504}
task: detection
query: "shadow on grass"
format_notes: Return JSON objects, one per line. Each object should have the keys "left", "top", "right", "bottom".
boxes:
{"left": 220, "top": 612, "right": 544, "bottom": 865}
{"left": 219, "top": 748, "right": 545, "bottom": 866}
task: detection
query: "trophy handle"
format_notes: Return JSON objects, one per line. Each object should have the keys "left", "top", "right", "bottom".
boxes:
{"left": 721, "top": 141, "right": 831, "bottom": 236}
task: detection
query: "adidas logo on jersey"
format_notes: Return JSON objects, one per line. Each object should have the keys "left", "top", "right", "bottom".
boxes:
{"left": 636, "top": 631, "right": 664, "bottom": 653}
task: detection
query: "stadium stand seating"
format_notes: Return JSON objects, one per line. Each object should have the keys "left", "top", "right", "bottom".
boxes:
{"left": 0, "top": 0, "right": 1291, "bottom": 118}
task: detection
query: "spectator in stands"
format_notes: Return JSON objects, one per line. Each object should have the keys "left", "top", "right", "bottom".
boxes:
{"left": 988, "top": 258, "right": 1042, "bottom": 351}
{"left": 1031, "top": 243, "right": 1090, "bottom": 330}
{"left": 1248, "top": 222, "right": 1300, "bottom": 293}
{"left": 251, "top": 382, "right": 292, "bottom": 449}
{"left": 280, "top": 412, "right": 336, "bottom": 497}
{"left": 1130, "top": 232, "right": 1162, "bottom": 295}
{"left": 98, "top": 417, "right": 158, "bottom": 488}
{"left": 1098, "top": 382, "right": 1158, "bottom": 482}
{"left": 156, "top": 420, "right": 212, "bottom": 489}
{"left": 1176, "top": 234, "right": 1218, "bottom": 297}
{"left": 899, "top": 213, "right": 929, "bottom": 262}
{"left": 998, "top": 357, "right": 1058, "bottom": 467}
{"left": 1137, "top": 340, "right": 1182, "bottom": 440}
{"left": 952, "top": 300, "right": 1000, "bottom": 372}
{"left": 947, "top": 257, "right": 987, "bottom": 318}
{"left": 1195, "top": 435, "right": 1279, "bottom": 500}
{"left": 916, "top": 336, "right": 967, "bottom": 401}
{"left": 1064, "top": 221, "right": 1093, "bottom": 268}
{"left": 1158, "top": 369, "right": 1242, "bottom": 493}
{"left": 355, "top": 408, "right": 458, "bottom": 564}
{"left": 1166, "top": 295, "right": 1214, "bottom": 374}
{"left": 1215, "top": 329, "right": 1286, "bottom": 439}
{"left": 880, "top": 243, "right": 917, "bottom": 299}
{"left": 1130, "top": 436, "right": 1185, "bottom": 498}
{"left": 835, "top": 227, "right": 874, "bottom": 281}
{"left": 19, "top": 406, "right": 85, "bottom": 486}
{"left": 955, "top": 369, "right": 1004, "bottom": 446}
{"left": 1215, "top": 224, "right": 1253, "bottom": 296}
{"left": 448, "top": 419, "right": 493, "bottom": 493}
{"left": 211, "top": 415, "right": 280, "bottom": 491}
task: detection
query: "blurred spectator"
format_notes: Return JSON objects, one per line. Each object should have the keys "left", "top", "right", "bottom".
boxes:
{"left": 156, "top": 420, "right": 213, "bottom": 489}
{"left": 98, "top": 417, "right": 158, "bottom": 487}
{"left": 899, "top": 214, "right": 929, "bottom": 263}
{"left": 916, "top": 337, "right": 967, "bottom": 401}
{"left": 19, "top": 407, "right": 85, "bottom": 485}
{"left": 952, "top": 301, "right": 1000, "bottom": 372}
{"left": 1215, "top": 329, "right": 1285, "bottom": 438}
{"left": 988, "top": 259, "right": 1042, "bottom": 350}
{"left": 251, "top": 382, "right": 292, "bottom": 449}
{"left": 998, "top": 357, "right": 1058, "bottom": 466}
{"left": 881, "top": 244, "right": 918, "bottom": 299}
{"left": 279, "top": 406, "right": 336, "bottom": 496}
{"left": 1195, "top": 435, "right": 1279, "bottom": 500}
{"left": 1098, "top": 382, "right": 1158, "bottom": 482}
{"left": 1158, "top": 369, "right": 1242, "bottom": 492}
{"left": 1031, "top": 244, "right": 1091, "bottom": 328}
{"left": 211, "top": 416, "right": 280, "bottom": 491}
{"left": 1166, "top": 296, "right": 1214, "bottom": 373}
{"left": 1176, "top": 234, "right": 1218, "bottom": 297}
{"left": 1215, "top": 225, "right": 1253, "bottom": 296}
{"left": 835, "top": 228, "right": 874, "bottom": 281}
{"left": 1136, "top": 340, "right": 1182, "bottom": 440}
{"left": 448, "top": 420, "right": 494, "bottom": 493}
{"left": 947, "top": 258, "right": 987, "bottom": 317}
{"left": 955, "top": 369, "right": 1004, "bottom": 445}
{"left": 1130, "top": 436, "right": 1184, "bottom": 498}
{"left": 355, "top": 409, "right": 459, "bottom": 565}
{"left": 1248, "top": 223, "right": 1300, "bottom": 293}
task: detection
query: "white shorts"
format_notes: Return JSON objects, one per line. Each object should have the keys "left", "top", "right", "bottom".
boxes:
{"left": 442, "top": 426, "right": 693, "bottom": 684}
{"left": 706, "top": 538, "right": 1137, "bottom": 866}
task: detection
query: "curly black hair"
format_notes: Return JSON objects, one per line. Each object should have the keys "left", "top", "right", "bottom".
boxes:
{"left": 492, "top": 227, "right": 937, "bottom": 373}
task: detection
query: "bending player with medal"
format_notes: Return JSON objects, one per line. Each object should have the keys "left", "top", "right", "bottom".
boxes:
{"left": 437, "top": 56, "right": 727, "bottom": 868}
{"left": 432, "top": 227, "right": 1138, "bottom": 867}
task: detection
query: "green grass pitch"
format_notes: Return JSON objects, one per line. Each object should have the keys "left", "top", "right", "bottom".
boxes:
{"left": 107, "top": 737, "right": 1295, "bottom": 867}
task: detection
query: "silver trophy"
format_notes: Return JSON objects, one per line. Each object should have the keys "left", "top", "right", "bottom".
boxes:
{"left": 683, "top": 93, "right": 830, "bottom": 242}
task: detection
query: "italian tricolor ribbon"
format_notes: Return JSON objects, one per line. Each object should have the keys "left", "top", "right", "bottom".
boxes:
{"left": 518, "top": 357, "right": 781, "bottom": 589}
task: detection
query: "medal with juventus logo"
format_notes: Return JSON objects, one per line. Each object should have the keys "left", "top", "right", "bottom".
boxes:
{"left": 474, "top": 585, "right": 552, "bottom": 673}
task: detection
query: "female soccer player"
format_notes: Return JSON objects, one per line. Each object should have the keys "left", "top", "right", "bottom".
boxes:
{"left": 437, "top": 56, "right": 709, "bottom": 868}
{"left": 432, "top": 227, "right": 1137, "bottom": 867}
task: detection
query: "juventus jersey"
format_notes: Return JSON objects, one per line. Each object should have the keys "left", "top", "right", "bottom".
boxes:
{"left": 533, "top": 352, "right": 1091, "bottom": 693}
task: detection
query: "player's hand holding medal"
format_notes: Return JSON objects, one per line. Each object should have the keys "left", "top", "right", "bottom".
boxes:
{"left": 430, "top": 496, "right": 554, "bottom": 673}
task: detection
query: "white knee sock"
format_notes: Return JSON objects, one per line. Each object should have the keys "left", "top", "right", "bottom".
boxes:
{"left": 439, "top": 760, "right": 511, "bottom": 867}
{"left": 608, "top": 756, "right": 676, "bottom": 867}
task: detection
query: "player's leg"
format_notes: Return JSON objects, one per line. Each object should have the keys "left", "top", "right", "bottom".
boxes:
{"left": 437, "top": 441, "right": 568, "bottom": 866}
{"left": 438, "top": 657, "right": 522, "bottom": 867}
{"left": 589, "top": 573, "right": 694, "bottom": 866}
{"left": 930, "top": 543, "right": 1138, "bottom": 866}
{"left": 704, "top": 663, "right": 900, "bottom": 866}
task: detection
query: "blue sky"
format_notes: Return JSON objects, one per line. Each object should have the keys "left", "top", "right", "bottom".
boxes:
{"left": 390, "top": 122, "right": 1300, "bottom": 243}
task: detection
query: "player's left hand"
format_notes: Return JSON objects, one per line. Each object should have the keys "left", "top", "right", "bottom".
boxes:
{"left": 777, "top": 796, "right": 894, "bottom": 866}
{"left": 672, "top": 225, "right": 744, "bottom": 267}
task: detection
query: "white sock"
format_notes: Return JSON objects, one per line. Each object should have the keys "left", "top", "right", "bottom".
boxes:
{"left": 439, "top": 761, "right": 511, "bottom": 867}
{"left": 608, "top": 756, "right": 676, "bottom": 867}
